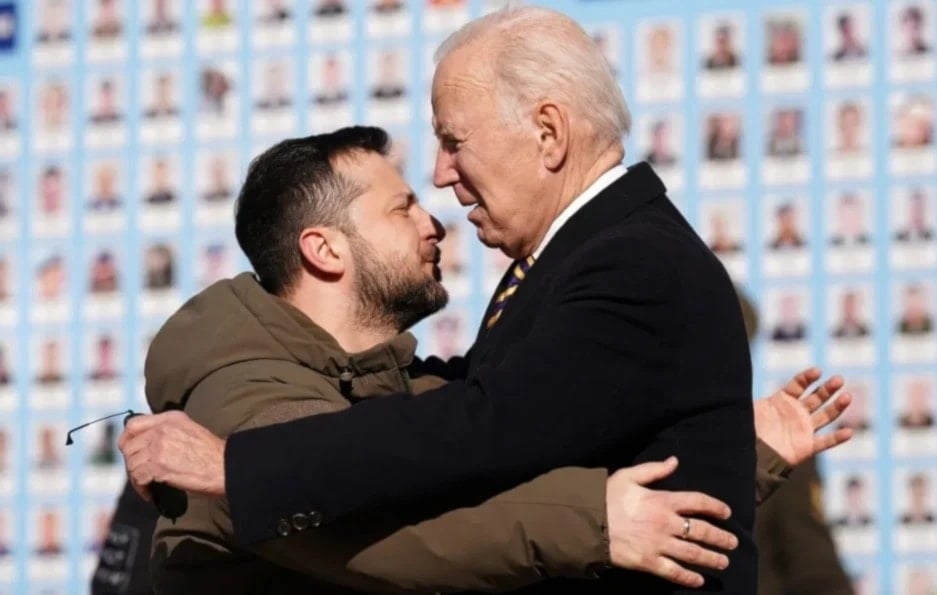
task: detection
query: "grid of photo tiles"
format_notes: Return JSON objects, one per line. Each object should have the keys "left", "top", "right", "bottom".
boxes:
{"left": 0, "top": 0, "right": 935, "bottom": 593}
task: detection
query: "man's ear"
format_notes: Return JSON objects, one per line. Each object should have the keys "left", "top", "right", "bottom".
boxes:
{"left": 298, "top": 227, "right": 347, "bottom": 276}
{"left": 535, "top": 101, "right": 569, "bottom": 171}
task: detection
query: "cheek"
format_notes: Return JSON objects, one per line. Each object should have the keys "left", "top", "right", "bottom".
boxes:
{"left": 393, "top": 221, "right": 424, "bottom": 258}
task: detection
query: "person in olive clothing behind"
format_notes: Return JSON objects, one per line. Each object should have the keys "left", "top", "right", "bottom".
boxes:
{"left": 736, "top": 288, "right": 854, "bottom": 595}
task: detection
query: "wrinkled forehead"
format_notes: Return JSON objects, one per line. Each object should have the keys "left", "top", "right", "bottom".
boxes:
{"left": 431, "top": 50, "right": 493, "bottom": 116}
{"left": 337, "top": 151, "right": 410, "bottom": 203}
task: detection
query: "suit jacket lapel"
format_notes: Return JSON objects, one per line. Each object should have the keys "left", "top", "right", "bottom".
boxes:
{"left": 471, "top": 163, "right": 667, "bottom": 360}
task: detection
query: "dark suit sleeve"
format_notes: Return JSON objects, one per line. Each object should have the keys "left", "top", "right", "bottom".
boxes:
{"left": 226, "top": 234, "right": 681, "bottom": 545}
{"left": 409, "top": 350, "right": 471, "bottom": 381}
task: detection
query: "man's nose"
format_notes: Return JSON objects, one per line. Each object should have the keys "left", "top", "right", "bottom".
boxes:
{"left": 416, "top": 205, "right": 445, "bottom": 242}
{"left": 432, "top": 146, "right": 459, "bottom": 189}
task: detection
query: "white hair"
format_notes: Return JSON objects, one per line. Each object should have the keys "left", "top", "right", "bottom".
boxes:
{"left": 434, "top": 5, "right": 631, "bottom": 148}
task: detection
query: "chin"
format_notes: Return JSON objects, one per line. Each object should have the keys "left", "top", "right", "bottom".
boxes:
{"left": 476, "top": 228, "right": 499, "bottom": 249}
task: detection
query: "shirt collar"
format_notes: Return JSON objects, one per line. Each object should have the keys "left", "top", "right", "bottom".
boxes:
{"left": 532, "top": 164, "right": 627, "bottom": 259}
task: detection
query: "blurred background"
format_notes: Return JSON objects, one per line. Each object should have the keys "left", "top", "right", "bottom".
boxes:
{"left": 0, "top": 0, "right": 936, "bottom": 593}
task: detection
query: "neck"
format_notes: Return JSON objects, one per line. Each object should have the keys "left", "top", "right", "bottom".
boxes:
{"left": 285, "top": 284, "right": 397, "bottom": 353}
{"left": 525, "top": 143, "right": 624, "bottom": 257}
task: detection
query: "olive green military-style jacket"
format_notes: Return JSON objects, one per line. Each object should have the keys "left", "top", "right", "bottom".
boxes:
{"left": 146, "top": 273, "right": 791, "bottom": 594}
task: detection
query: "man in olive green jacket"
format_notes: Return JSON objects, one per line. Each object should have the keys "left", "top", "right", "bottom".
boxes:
{"left": 142, "top": 129, "right": 850, "bottom": 594}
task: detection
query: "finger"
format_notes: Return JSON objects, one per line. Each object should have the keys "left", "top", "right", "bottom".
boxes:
{"left": 801, "top": 376, "right": 845, "bottom": 413}
{"left": 812, "top": 392, "right": 852, "bottom": 430}
{"left": 116, "top": 428, "right": 130, "bottom": 452}
{"left": 619, "top": 457, "right": 679, "bottom": 485}
{"left": 650, "top": 556, "right": 704, "bottom": 589}
{"left": 119, "top": 431, "right": 153, "bottom": 460}
{"left": 125, "top": 451, "right": 152, "bottom": 476}
{"left": 122, "top": 411, "right": 184, "bottom": 437}
{"left": 126, "top": 458, "right": 154, "bottom": 491}
{"left": 663, "top": 538, "right": 729, "bottom": 571}
{"left": 676, "top": 516, "right": 739, "bottom": 551}
{"left": 780, "top": 367, "right": 822, "bottom": 398}
{"left": 129, "top": 475, "right": 153, "bottom": 502}
{"left": 665, "top": 491, "right": 732, "bottom": 520}
{"left": 812, "top": 428, "right": 854, "bottom": 455}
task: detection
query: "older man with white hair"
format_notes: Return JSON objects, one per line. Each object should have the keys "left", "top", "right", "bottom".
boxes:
{"left": 121, "top": 6, "right": 853, "bottom": 593}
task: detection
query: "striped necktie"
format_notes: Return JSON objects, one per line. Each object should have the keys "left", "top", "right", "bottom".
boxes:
{"left": 486, "top": 255, "right": 536, "bottom": 328}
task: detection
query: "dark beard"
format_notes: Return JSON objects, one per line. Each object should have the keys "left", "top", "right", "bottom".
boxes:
{"left": 349, "top": 233, "right": 448, "bottom": 333}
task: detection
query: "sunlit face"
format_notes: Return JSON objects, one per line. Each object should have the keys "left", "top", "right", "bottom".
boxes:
{"left": 845, "top": 479, "right": 866, "bottom": 509}
{"left": 431, "top": 49, "right": 547, "bottom": 258}
{"left": 839, "top": 196, "right": 863, "bottom": 234}
{"left": 209, "top": 157, "right": 228, "bottom": 190}
{"left": 908, "top": 379, "right": 930, "bottom": 414}
{"left": 775, "top": 110, "right": 798, "bottom": 138}
{"left": 839, "top": 15, "right": 855, "bottom": 40}
{"left": 38, "top": 260, "right": 64, "bottom": 299}
{"left": 838, "top": 105, "right": 862, "bottom": 148}
{"left": 0, "top": 92, "right": 12, "bottom": 117}
{"left": 378, "top": 51, "right": 402, "bottom": 86}
{"left": 710, "top": 211, "right": 729, "bottom": 238}
{"left": 904, "top": 286, "right": 927, "bottom": 318}
{"left": 153, "top": 0, "right": 171, "bottom": 20}
{"left": 95, "top": 165, "right": 117, "bottom": 197}
{"left": 343, "top": 151, "right": 448, "bottom": 331}
{"left": 779, "top": 293, "right": 800, "bottom": 323}
{"left": 715, "top": 114, "right": 739, "bottom": 140}
{"left": 323, "top": 56, "right": 343, "bottom": 88}
{"left": 902, "top": 11, "right": 924, "bottom": 41}
{"left": 39, "top": 510, "right": 59, "bottom": 545}
{"left": 647, "top": 27, "right": 672, "bottom": 69}
{"left": 40, "top": 84, "right": 68, "bottom": 128}
{"left": 155, "top": 75, "right": 173, "bottom": 107}
{"left": 41, "top": 340, "right": 60, "bottom": 372}
{"left": 841, "top": 384, "right": 867, "bottom": 426}
{"left": 714, "top": 28, "right": 731, "bottom": 53}
{"left": 908, "top": 569, "right": 933, "bottom": 595}
{"left": 97, "top": 81, "right": 117, "bottom": 112}
{"left": 651, "top": 122, "right": 670, "bottom": 150}
{"left": 777, "top": 207, "right": 797, "bottom": 235}
{"left": 41, "top": 0, "right": 69, "bottom": 36}
{"left": 153, "top": 159, "right": 170, "bottom": 188}
{"left": 910, "top": 193, "right": 927, "bottom": 224}
{"left": 264, "top": 63, "right": 286, "bottom": 98}
{"left": 98, "top": 0, "right": 118, "bottom": 21}
{"left": 840, "top": 292, "right": 857, "bottom": 318}
{"left": 909, "top": 476, "right": 929, "bottom": 508}
{"left": 40, "top": 169, "right": 63, "bottom": 213}
{"left": 97, "top": 337, "right": 114, "bottom": 365}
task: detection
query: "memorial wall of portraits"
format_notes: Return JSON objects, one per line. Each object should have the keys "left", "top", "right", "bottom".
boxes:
{"left": 0, "top": 0, "right": 935, "bottom": 593}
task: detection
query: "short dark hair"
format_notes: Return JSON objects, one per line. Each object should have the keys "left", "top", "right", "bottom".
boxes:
{"left": 903, "top": 5, "right": 923, "bottom": 25}
{"left": 235, "top": 126, "right": 391, "bottom": 295}
{"left": 837, "top": 13, "right": 852, "bottom": 31}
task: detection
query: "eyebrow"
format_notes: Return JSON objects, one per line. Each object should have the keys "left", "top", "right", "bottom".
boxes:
{"left": 432, "top": 121, "right": 457, "bottom": 139}
{"left": 390, "top": 191, "right": 418, "bottom": 204}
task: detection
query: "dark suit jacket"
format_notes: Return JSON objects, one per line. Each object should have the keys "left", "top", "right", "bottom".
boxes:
{"left": 226, "top": 163, "right": 757, "bottom": 593}
{"left": 91, "top": 480, "right": 157, "bottom": 595}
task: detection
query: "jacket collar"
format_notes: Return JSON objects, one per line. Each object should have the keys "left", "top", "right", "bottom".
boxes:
{"left": 233, "top": 273, "right": 418, "bottom": 380}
